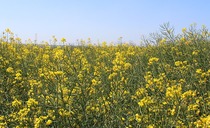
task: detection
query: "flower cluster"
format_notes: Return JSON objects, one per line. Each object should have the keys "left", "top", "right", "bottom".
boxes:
{"left": 0, "top": 26, "right": 210, "bottom": 127}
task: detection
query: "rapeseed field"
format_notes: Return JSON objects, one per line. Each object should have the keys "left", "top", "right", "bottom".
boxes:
{"left": 0, "top": 25, "right": 210, "bottom": 127}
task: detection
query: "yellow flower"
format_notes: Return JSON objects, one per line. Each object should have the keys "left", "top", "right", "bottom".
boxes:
{"left": 166, "top": 85, "right": 182, "bottom": 98}
{"left": 34, "top": 117, "right": 42, "bottom": 128}
{"left": 102, "top": 41, "right": 107, "bottom": 47}
{"left": 175, "top": 61, "right": 182, "bottom": 67}
{"left": 181, "top": 90, "right": 196, "bottom": 100}
{"left": 188, "top": 104, "right": 199, "bottom": 111}
{"left": 192, "top": 50, "right": 199, "bottom": 55}
{"left": 147, "top": 124, "right": 155, "bottom": 128}
{"left": 159, "top": 38, "right": 166, "bottom": 45}
{"left": 170, "top": 107, "right": 176, "bottom": 116}
{"left": 12, "top": 99, "right": 22, "bottom": 107}
{"left": 135, "top": 114, "right": 141, "bottom": 122}
{"left": 138, "top": 96, "right": 154, "bottom": 107}
{"left": 148, "top": 57, "right": 159, "bottom": 65}
{"left": 61, "top": 37, "right": 66, "bottom": 43}
{"left": 15, "top": 72, "right": 22, "bottom": 80}
{"left": 162, "top": 101, "right": 167, "bottom": 105}
{"left": 91, "top": 79, "right": 98, "bottom": 86}
{"left": 180, "top": 37, "right": 186, "bottom": 42}
{"left": 196, "top": 69, "right": 202, "bottom": 74}
{"left": 0, "top": 116, "right": 4, "bottom": 121}
{"left": 54, "top": 49, "right": 64, "bottom": 59}
{"left": 124, "top": 63, "right": 132, "bottom": 70}
{"left": 43, "top": 54, "right": 49, "bottom": 60}
{"left": 5, "top": 28, "right": 11, "bottom": 33}
{"left": 18, "top": 108, "right": 30, "bottom": 117}
{"left": 27, "top": 98, "right": 38, "bottom": 107}
{"left": 6, "top": 67, "right": 14, "bottom": 73}
{"left": 77, "top": 73, "right": 83, "bottom": 80}
{"left": 135, "top": 87, "right": 147, "bottom": 97}
{"left": 194, "top": 115, "right": 210, "bottom": 127}
{"left": 58, "top": 108, "right": 72, "bottom": 117}
{"left": 54, "top": 71, "right": 64, "bottom": 76}
{"left": 47, "top": 110, "right": 55, "bottom": 119}
{"left": 46, "top": 119, "right": 52, "bottom": 126}
{"left": 108, "top": 72, "right": 117, "bottom": 80}
{"left": 182, "top": 28, "right": 187, "bottom": 33}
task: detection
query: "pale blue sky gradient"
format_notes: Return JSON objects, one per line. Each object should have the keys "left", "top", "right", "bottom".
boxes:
{"left": 1, "top": 0, "right": 210, "bottom": 44}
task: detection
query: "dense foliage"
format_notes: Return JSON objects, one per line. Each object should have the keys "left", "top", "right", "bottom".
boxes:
{"left": 0, "top": 24, "right": 210, "bottom": 127}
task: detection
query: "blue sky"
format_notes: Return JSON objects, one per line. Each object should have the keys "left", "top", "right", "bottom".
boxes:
{"left": 1, "top": 0, "right": 210, "bottom": 44}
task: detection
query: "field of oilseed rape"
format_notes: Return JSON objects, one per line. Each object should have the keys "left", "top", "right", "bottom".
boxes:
{"left": 0, "top": 24, "right": 210, "bottom": 128}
